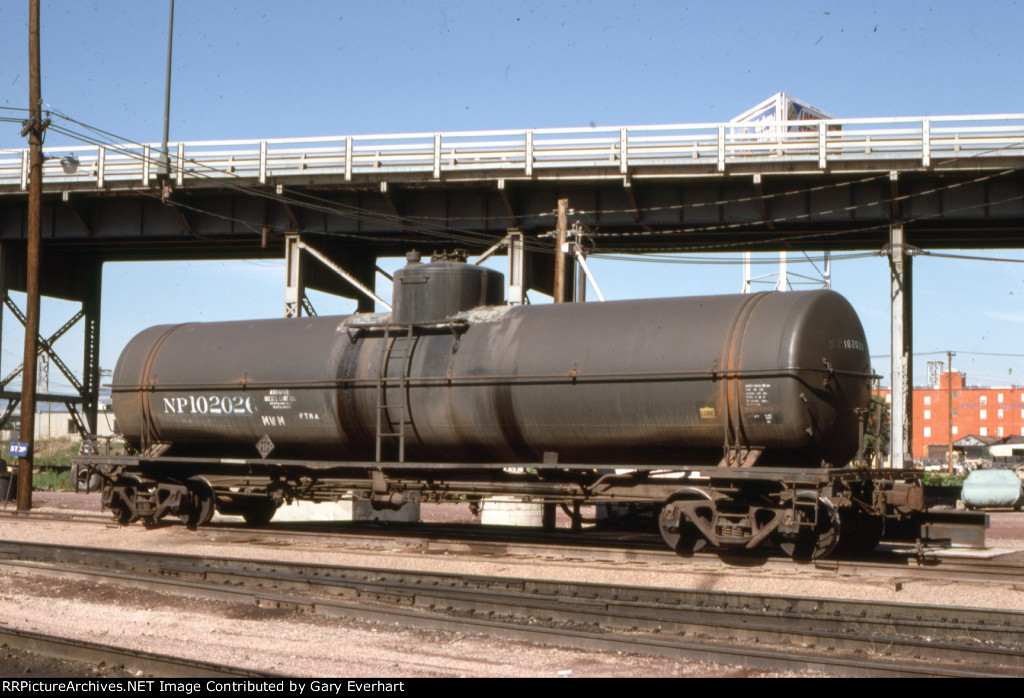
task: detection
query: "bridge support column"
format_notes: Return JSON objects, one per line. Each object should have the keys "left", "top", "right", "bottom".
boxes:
{"left": 0, "top": 243, "right": 102, "bottom": 439}
{"left": 79, "top": 261, "right": 102, "bottom": 435}
{"left": 888, "top": 225, "right": 913, "bottom": 468}
{"left": 283, "top": 235, "right": 384, "bottom": 317}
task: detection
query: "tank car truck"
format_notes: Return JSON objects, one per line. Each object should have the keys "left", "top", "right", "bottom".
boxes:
{"left": 75, "top": 251, "right": 933, "bottom": 560}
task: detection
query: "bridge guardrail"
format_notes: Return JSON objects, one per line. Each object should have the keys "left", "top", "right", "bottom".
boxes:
{"left": 2, "top": 114, "right": 1023, "bottom": 192}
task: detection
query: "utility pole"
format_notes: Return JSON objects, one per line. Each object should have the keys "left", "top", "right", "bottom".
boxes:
{"left": 18, "top": 0, "right": 44, "bottom": 511}
{"left": 947, "top": 351, "right": 956, "bottom": 475}
{"left": 554, "top": 199, "right": 568, "bottom": 303}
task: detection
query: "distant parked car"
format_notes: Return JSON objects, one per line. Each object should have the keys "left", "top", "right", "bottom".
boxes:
{"left": 961, "top": 469, "right": 1024, "bottom": 511}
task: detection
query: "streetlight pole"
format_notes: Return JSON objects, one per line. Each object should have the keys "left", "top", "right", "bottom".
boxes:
{"left": 159, "top": 0, "right": 175, "bottom": 178}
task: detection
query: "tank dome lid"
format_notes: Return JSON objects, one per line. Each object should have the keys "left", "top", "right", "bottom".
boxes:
{"left": 392, "top": 250, "right": 504, "bottom": 324}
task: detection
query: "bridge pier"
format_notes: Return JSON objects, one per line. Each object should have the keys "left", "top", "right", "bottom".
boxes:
{"left": 888, "top": 225, "right": 913, "bottom": 469}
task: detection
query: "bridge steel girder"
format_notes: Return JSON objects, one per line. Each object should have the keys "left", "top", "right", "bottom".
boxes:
{"left": 0, "top": 170, "right": 1023, "bottom": 258}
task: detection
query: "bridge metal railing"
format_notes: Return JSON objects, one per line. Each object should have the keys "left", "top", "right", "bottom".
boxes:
{"left": 2, "top": 113, "right": 1024, "bottom": 192}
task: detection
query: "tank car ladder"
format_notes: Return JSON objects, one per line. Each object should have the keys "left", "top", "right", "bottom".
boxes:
{"left": 375, "top": 324, "right": 417, "bottom": 462}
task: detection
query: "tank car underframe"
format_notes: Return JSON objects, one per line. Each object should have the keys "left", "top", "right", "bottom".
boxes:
{"left": 74, "top": 454, "right": 926, "bottom": 558}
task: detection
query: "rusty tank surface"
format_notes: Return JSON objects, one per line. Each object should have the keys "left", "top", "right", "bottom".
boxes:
{"left": 112, "top": 259, "right": 871, "bottom": 469}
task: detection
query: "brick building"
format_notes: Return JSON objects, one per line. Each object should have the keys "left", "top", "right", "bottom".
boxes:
{"left": 876, "top": 371, "right": 1024, "bottom": 460}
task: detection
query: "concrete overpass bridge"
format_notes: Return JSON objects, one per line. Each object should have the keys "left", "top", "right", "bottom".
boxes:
{"left": 1, "top": 112, "right": 1023, "bottom": 465}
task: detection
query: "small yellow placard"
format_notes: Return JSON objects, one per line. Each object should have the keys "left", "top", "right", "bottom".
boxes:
{"left": 699, "top": 407, "right": 716, "bottom": 419}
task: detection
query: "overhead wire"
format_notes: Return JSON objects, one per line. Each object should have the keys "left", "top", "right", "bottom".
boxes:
{"left": 873, "top": 351, "right": 1024, "bottom": 359}
{"left": 44, "top": 112, "right": 525, "bottom": 250}
{"left": 582, "top": 164, "right": 1023, "bottom": 244}
{"left": 566, "top": 136, "right": 1024, "bottom": 224}
{"left": 590, "top": 250, "right": 878, "bottom": 265}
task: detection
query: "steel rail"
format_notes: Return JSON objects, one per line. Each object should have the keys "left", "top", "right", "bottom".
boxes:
{"left": 0, "top": 626, "right": 282, "bottom": 678}
{"left": 2, "top": 541, "right": 1022, "bottom": 677}
{"left": 3, "top": 114, "right": 1024, "bottom": 192}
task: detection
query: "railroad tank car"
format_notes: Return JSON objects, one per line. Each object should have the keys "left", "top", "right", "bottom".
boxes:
{"left": 79, "top": 252, "right": 926, "bottom": 560}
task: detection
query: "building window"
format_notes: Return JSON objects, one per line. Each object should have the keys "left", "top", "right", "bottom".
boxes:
{"left": 998, "top": 426, "right": 1004, "bottom": 437}
{"left": 66, "top": 419, "right": 76, "bottom": 435}
{"left": 980, "top": 395, "right": 987, "bottom": 405}
{"left": 885, "top": 394, "right": 891, "bottom": 403}
{"left": 952, "top": 426, "right": 958, "bottom": 435}
{"left": 924, "top": 395, "right": 932, "bottom": 406}
{"left": 924, "top": 409, "right": 931, "bottom": 420}
{"left": 980, "top": 409, "right": 987, "bottom": 420}
{"left": 953, "top": 409, "right": 958, "bottom": 417}
{"left": 980, "top": 427, "right": 988, "bottom": 436}
{"left": 998, "top": 409, "right": 1004, "bottom": 419}
{"left": 923, "top": 427, "right": 932, "bottom": 437}
{"left": 998, "top": 393, "right": 1004, "bottom": 404}
{"left": 952, "top": 391, "right": 958, "bottom": 399}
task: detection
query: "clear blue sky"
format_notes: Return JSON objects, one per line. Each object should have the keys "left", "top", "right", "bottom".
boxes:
{"left": 1, "top": 1, "right": 1023, "bottom": 394}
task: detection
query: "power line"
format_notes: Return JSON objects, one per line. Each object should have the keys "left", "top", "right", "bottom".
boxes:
{"left": 592, "top": 250, "right": 878, "bottom": 265}
{"left": 43, "top": 111, "right": 545, "bottom": 250}
{"left": 45, "top": 117, "right": 505, "bottom": 248}
{"left": 917, "top": 251, "right": 1024, "bottom": 264}
{"left": 872, "top": 351, "right": 1024, "bottom": 359}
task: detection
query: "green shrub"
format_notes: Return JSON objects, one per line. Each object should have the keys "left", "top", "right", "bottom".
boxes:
{"left": 923, "top": 472, "right": 965, "bottom": 487}
{"left": 33, "top": 467, "right": 72, "bottom": 491}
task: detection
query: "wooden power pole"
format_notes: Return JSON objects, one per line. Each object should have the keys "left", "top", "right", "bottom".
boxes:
{"left": 554, "top": 199, "right": 568, "bottom": 303}
{"left": 18, "top": 0, "right": 44, "bottom": 511}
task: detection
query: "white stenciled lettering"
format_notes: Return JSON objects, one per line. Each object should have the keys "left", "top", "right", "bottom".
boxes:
{"left": 264, "top": 389, "right": 297, "bottom": 411}
{"left": 261, "top": 415, "right": 286, "bottom": 427}
{"left": 161, "top": 393, "right": 257, "bottom": 416}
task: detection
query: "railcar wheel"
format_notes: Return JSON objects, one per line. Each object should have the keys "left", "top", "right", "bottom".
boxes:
{"left": 775, "top": 494, "right": 839, "bottom": 562}
{"left": 179, "top": 479, "right": 215, "bottom": 530}
{"left": 240, "top": 498, "right": 278, "bottom": 527}
{"left": 109, "top": 478, "right": 140, "bottom": 525}
{"left": 658, "top": 488, "right": 713, "bottom": 556}
{"left": 110, "top": 500, "right": 136, "bottom": 524}
{"left": 835, "top": 508, "right": 885, "bottom": 557}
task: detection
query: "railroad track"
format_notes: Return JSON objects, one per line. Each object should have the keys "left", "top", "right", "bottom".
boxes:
{"left": 4, "top": 507, "right": 1023, "bottom": 586}
{"left": 0, "top": 626, "right": 281, "bottom": 678}
{"left": 1, "top": 541, "right": 1022, "bottom": 677}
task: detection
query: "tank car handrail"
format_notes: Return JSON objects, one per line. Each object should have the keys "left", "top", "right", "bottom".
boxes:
{"left": 108, "top": 364, "right": 877, "bottom": 393}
